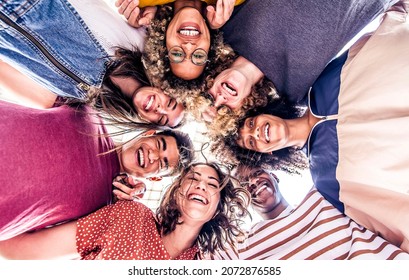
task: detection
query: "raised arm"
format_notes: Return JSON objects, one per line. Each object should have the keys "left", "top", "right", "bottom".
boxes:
{"left": 0, "top": 60, "right": 57, "bottom": 109}
{"left": 0, "top": 221, "right": 78, "bottom": 260}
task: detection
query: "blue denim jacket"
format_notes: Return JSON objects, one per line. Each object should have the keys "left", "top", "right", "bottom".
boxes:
{"left": 0, "top": 0, "right": 110, "bottom": 98}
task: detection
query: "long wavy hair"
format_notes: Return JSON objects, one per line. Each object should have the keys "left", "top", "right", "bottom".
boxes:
{"left": 83, "top": 46, "right": 187, "bottom": 129}
{"left": 156, "top": 162, "right": 250, "bottom": 254}
{"left": 210, "top": 98, "right": 309, "bottom": 175}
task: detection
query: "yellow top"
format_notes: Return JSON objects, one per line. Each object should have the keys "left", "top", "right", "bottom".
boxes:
{"left": 139, "top": 0, "right": 245, "bottom": 8}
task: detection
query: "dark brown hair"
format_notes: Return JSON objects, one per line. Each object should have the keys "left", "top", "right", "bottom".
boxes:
{"left": 156, "top": 162, "right": 250, "bottom": 254}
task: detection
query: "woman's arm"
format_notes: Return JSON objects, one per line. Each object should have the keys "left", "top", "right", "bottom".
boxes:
{"left": 0, "top": 221, "right": 79, "bottom": 260}
{"left": 0, "top": 60, "right": 57, "bottom": 109}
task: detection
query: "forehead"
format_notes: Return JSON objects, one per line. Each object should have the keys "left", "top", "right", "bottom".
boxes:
{"left": 189, "top": 165, "right": 219, "bottom": 180}
{"left": 240, "top": 167, "right": 267, "bottom": 180}
{"left": 137, "top": 86, "right": 163, "bottom": 95}
{"left": 140, "top": 135, "right": 176, "bottom": 149}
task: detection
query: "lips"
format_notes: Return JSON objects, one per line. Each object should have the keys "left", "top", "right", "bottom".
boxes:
{"left": 137, "top": 148, "right": 146, "bottom": 168}
{"left": 178, "top": 22, "right": 201, "bottom": 39}
{"left": 221, "top": 82, "right": 237, "bottom": 96}
{"left": 264, "top": 123, "right": 270, "bottom": 142}
{"left": 143, "top": 95, "right": 155, "bottom": 111}
{"left": 248, "top": 180, "right": 273, "bottom": 199}
{"left": 188, "top": 193, "right": 208, "bottom": 205}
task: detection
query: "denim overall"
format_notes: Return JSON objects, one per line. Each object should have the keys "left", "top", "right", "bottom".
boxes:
{"left": 0, "top": 0, "right": 110, "bottom": 98}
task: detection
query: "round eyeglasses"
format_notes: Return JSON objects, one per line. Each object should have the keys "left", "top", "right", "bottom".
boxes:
{"left": 167, "top": 46, "right": 209, "bottom": 66}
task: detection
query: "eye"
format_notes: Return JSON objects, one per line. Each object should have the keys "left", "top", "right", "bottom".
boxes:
{"left": 168, "top": 47, "right": 185, "bottom": 63}
{"left": 170, "top": 51, "right": 183, "bottom": 57}
{"left": 248, "top": 118, "right": 255, "bottom": 128}
{"left": 251, "top": 169, "right": 263, "bottom": 178}
{"left": 193, "top": 53, "right": 205, "bottom": 59}
{"left": 208, "top": 183, "right": 219, "bottom": 189}
{"left": 158, "top": 115, "right": 168, "bottom": 126}
{"left": 249, "top": 137, "right": 255, "bottom": 149}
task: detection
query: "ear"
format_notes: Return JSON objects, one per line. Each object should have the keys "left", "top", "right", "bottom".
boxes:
{"left": 142, "top": 130, "right": 156, "bottom": 137}
{"left": 147, "top": 176, "right": 163, "bottom": 182}
{"left": 270, "top": 172, "right": 280, "bottom": 183}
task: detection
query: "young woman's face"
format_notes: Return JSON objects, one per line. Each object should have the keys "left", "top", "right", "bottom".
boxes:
{"left": 177, "top": 165, "right": 221, "bottom": 224}
{"left": 111, "top": 76, "right": 185, "bottom": 127}
{"left": 166, "top": 7, "right": 210, "bottom": 80}
{"left": 237, "top": 114, "right": 289, "bottom": 153}
{"left": 133, "top": 87, "right": 185, "bottom": 128}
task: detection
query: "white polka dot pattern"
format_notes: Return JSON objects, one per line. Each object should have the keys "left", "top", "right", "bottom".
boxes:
{"left": 76, "top": 201, "right": 198, "bottom": 260}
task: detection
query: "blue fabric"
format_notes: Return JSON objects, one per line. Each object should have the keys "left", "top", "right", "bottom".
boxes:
{"left": 223, "top": 0, "right": 396, "bottom": 104}
{"left": 307, "top": 52, "right": 348, "bottom": 213}
{"left": 0, "top": 0, "right": 109, "bottom": 98}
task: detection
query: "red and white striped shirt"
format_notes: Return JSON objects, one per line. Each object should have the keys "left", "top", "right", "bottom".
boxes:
{"left": 205, "top": 189, "right": 409, "bottom": 260}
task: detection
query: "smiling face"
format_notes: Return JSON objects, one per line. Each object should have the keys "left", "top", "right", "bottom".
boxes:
{"left": 177, "top": 164, "right": 221, "bottom": 224}
{"left": 208, "top": 66, "right": 253, "bottom": 110}
{"left": 166, "top": 7, "right": 210, "bottom": 80}
{"left": 244, "top": 168, "right": 282, "bottom": 214}
{"left": 119, "top": 133, "right": 180, "bottom": 178}
{"left": 133, "top": 87, "right": 185, "bottom": 127}
{"left": 237, "top": 114, "right": 289, "bottom": 153}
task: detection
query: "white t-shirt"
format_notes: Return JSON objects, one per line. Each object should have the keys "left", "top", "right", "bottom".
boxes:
{"left": 67, "top": 0, "right": 146, "bottom": 56}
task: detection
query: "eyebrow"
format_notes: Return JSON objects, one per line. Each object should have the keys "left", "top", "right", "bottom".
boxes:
{"left": 161, "top": 137, "right": 167, "bottom": 151}
{"left": 161, "top": 137, "right": 169, "bottom": 169}
{"left": 172, "top": 100, "right": 177, "bottom": 110}
{"left": 193, "top": 171, "right": 220, "bottom": 183}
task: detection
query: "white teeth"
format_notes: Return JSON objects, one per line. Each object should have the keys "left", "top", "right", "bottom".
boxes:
{"left": 145, "top": 96, "right": 154, "bottom": 111}
{"left": 138, "top": 149, "right": 145, "bottom": 167}
{"left": 255, "top": 184, "right": 268, "bottom": 196}
{"left": 222, "top": 83, "right": 237, "bottom": 96}
{"left": 180, "top": 28, "right": 199, "bottom": 36}
{"left": 189, "top": 194, "right": 207, "bottom": 205}
{"left": 265, "top": 123, "right": 270, "bottom": 142}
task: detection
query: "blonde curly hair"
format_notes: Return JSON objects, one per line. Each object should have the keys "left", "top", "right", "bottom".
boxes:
{"left": 142, "top": 5, "right": 277, "bottom": 138}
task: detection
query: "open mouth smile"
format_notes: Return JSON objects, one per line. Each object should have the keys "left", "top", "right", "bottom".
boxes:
{"left": 179, "top": 27, "right": 200, "bottom": 36}
{"left": 264, "top": 123, "right": 270, "bottom": 142}
{"left": 178, "top": 23, "right": 201, "bottom": 39}
{"left": 144, "top": 95, "right": 155, "bottom": 111}
{"left": 137, "top": 148, "right": 146, "bottom": 168}
{"left": 188, "top": 193, "right": 208, "bottom": 205}
{"left": 221, "top": 82, "right": 237, "bottom": 96}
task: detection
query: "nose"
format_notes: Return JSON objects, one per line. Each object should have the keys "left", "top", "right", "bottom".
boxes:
{"left": 214, "top": 93, "right": 226, "bottom": 107}
{"left": 250, "top": 126, "right": 260, "bottom": 140}
{"left": 182, "top": 42, "right": 195, "bottom": 52}
{"left": 155, "top": 104, "right": 167, "bottom": 115}
{"left": 148, "top": 149, "right": 159, "bottom": 163}
{"left": 195, "top": 181, "right": 207, "bottom": 191}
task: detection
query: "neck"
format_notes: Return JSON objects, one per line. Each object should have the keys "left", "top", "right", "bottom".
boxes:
{"left": 284, "top": 110, "right": 318, "bottom": 149}
{"left": 174, "top": 0, "right": 205, "bottom": 14}
{"left": 259, "top": 199, "right": 291, "bottom": 220}
{"left": 161, "top": 222, "right": 201, "bottom": 258}
{"left": 232, "top": 56, "right": 264, "bottom": 86}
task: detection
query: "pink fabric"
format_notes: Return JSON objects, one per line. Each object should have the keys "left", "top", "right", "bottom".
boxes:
{"left": 0, "top": 100, "right": 120, "bottom": 240}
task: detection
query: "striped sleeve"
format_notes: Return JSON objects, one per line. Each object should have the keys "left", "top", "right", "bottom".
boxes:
{"left": 207, "top": 189, "right": 409, "bottom": 260}
{"left": 238, "top": 189, "right": 409, "bottom": 259}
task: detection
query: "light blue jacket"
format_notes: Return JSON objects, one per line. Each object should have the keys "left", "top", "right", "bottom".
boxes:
{"left": 0, "top": 0, "right": 110, "bottom": 98}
